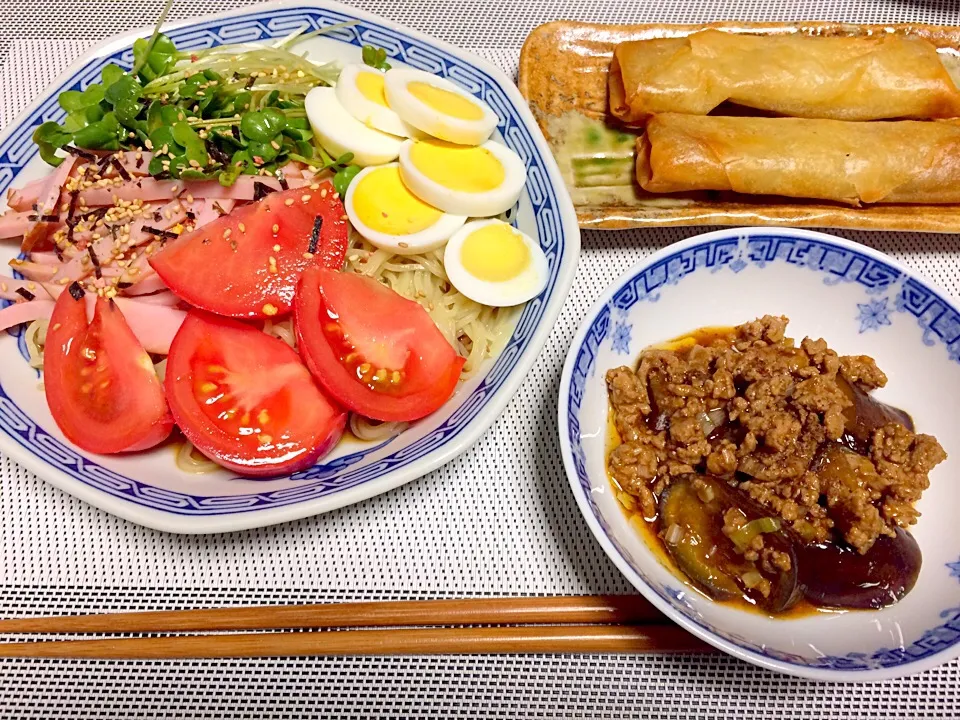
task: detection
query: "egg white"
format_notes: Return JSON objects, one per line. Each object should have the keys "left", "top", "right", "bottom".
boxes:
{"left": 305, "top": 86, "right": 402, "bottom": 167}
{"left": 384, "top": 68, "right": 498, "bottom": 146}
{"left": 443, "top": 219, "right": 549, "bottom": 307}
{"left": 398, "top": 138, "right": 527, "bottom": 218}
{"left": 335, "top": 64, "right": 421, "bottom": 138}
{"left": 345, "top": 163, "right": 467, "bottom": 255}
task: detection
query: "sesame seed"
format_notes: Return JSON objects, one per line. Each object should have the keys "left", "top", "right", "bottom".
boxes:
{"left": 309, "top": 183, "right": 320, "bottom": 190}
{"left": 238, "top": 222, "right": 245, "bottom": 233}
{"left": 320, "top": 188, "right": 328, "bottom": 198}
{"left": 144, "top": 139, "right": 154, "bottom": 150}
{"left": 301, "top": 194, "right": 311, "bottom": 204}
{"left": 284, "top": 198, "right": 295, "bottom": 206}
{"left": 272, "top": 243, "right": 281, "bottom": 251}
{"left": 272, "top": 227, "right": 279, "bottom": 236}
{"left": 302, "top": 252, "right": 314, "bottom": 259}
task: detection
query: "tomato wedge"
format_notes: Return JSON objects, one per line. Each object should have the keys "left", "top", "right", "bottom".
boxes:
{"left": 294, "top": 268, "right": 466, "bottom": 422}
{"left": 149, "top": 182, "right": 349, "bottom": 319}
{"left": 164, "top": 310, "right": 346, "bottom": 476}
{"left": 43, "top": 286, "right": 173, "bottom": 454}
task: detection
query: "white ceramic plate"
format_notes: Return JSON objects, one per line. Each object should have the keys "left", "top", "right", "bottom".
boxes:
{"left": 559, "top": 227, "right": 960, "bottom": 680}
{"left": 0, "top": 1, "right": 580, "bottom": 533}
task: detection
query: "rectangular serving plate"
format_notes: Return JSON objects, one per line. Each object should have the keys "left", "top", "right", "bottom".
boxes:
{"left": 518, "top": 20, "right": 960, "bottom": 232}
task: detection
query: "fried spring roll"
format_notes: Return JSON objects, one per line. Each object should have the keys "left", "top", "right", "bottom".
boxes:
{"left": 636, "top": 114, "right": 960, "bottom": 206}
{"left": 610, "top": 31, "right": 960, "bottom": 125}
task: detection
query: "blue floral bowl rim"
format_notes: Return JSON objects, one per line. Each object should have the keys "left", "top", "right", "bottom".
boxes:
{"left": 557, "top": 225, "right": 960, "bottom": 681}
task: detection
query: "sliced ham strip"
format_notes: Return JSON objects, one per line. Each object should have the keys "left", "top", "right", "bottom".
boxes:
{"left": 0, "top": 277, "right": 53, "bottom": 302}
{"left": 122, "top": 271, "right": 168, "bottom": 296}
{"left": 7, "top": 176, "right": 47, "bottom": 211}
{"left": 0, "top": 299, "right": 54, "bottom": 332}
{"left": 112, "top": 296, "right": 185, "bottom": 354}
{"left": 28, "top": 252, "right": 62, "bottom": 265}
{"left": 8, "top": 259, "right": 57, "bottom": 283}
{"left": 77, "top": 174, "right": 309, "bottom": 206}
{"left": 0, "top": 210, "right": 36, "bottom": 239}
{"left": 124, "top": 290, "right": 180, "bottom": 307}
{"left": 22, "top": 156, "right": 77, "bottom": 252}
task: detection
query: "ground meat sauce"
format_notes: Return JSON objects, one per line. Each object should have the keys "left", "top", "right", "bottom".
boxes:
{"left": 606, "top": 315, "right": 947, "bottom": 612}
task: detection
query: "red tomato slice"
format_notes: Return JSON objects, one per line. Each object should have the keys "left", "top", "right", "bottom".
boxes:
{"left": 44, "top": 287, "right": 173, "bottom": 454}
{"left": 164, "top": 309, "right": 346, "bottom": 476}
{"left": 294, "top": 268, "right": 466, "bottom": 422}
{"left": 149, "top": 182, "right": 349, "bottom": 319}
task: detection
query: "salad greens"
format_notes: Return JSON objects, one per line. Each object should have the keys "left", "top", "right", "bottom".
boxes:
{"left": 33, "top": 9, "right": 385, "bottom": 192}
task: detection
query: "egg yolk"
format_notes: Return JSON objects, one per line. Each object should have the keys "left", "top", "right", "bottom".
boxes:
{"left": 353, "top": 166, "right": 443, "bottom": 235}
{"left": 408, "top": 139, "right": 506, "bottom": 194}
{"left": 460, "top": 223, "right": 530, "bottom": 282}
{"left": 407, "top": 81, "right": 484, "bottom": 120}
{"left": 356, "top": 71, "right": 389, "bottom": 108}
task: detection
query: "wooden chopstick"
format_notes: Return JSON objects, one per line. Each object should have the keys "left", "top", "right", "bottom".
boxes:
{"left": 0, "top": 625, "right": 709, "bottom": 659}
{"left": 0, "top": 595, "right": 662, "bottom": 634}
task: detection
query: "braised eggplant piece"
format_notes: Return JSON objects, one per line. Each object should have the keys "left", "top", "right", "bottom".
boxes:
{"left": 837, "top": 376, "right": 914, "bottom": 454}
{"left": 658, "top": 475, "right": 800, "bottom": 613}
{"left": 798, "top": 528, "right": 921, "bottom": 609}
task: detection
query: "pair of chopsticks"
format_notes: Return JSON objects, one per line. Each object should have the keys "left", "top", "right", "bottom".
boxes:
{"left": 0, "top": 595, "right": 710, "bottom": 658}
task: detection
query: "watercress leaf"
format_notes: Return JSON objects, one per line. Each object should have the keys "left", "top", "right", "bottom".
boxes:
{"left": 179, "top": 168, "right": 213, "bottom": 181}
{"left": 149, "top": 125, "right": 181, "bottom": 153}
{"left": 240, "top": 108, "right": 287, "bottom": 142}
{"left": 148, "top": 155, "right": 167, "bottom": 175}
{"left": 160, "top": 105, "right": 184, "bottom": 126}
{"left": 115, "top": 99, "right": 143, "bottom": 128}
{"left": 362, "top": 45, "right": 391, "bottom": 71}
{"left": 73, "top": 119, "right": 117, "bottom": 149}
{"left": 172, "top": 122, "right": 208, "bottom": 166}
{"left": 295, "top": 140, "right": 314, "bottom": 158}
{"left": 101, "top": 64, "right": 125, "bottom": 87}
{"left": 104, "top": 75, "right": 143, "bottom": 106}
{"left": 84, "top": 104, "right": 106, "bottom": 124}
{"left": 333, "top": 164, "right": 361, "bottom": 196}
{"left": 247, "top": 140, "right": 279, "bottom": 164}
{"left": 146, "top": 100, "right": 166, "bottom": 133}
{"left": 58, "top": 91, "right": 86, "bottom": 112}
{"left": 33, "top": 122, "right": 72, "bottom": 167}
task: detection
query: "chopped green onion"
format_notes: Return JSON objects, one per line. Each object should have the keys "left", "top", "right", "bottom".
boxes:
{"left": 728, "top": 517, "right": 782, "bottom": 552}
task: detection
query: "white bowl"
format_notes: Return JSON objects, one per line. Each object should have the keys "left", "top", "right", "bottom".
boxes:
{"left": 0, "top": 1, "right": 580, "bottom": 532}
{"left": 558, "top": 227, "right": 960, "bottom": 680}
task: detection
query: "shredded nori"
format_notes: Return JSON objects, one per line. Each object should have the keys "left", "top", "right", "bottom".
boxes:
{"left": 68, "top": 281, "right": 85, "bottom": 301}
{"left": 213, "top": 201, "right": 227, "bottom": 216}
{"left": 278, "top": 174, "right": 289, "bottom": 191}
{"left": 142, "top": 226, "right": 178, "bottom": 240}
{"left": 64, "top": 146, "right": 97, "bottom": 162}
{"left": 231, "top": 126, "right": 242, "bottom": 143}
{"left": 87, "top": 246, "right": 102, "bottom": 279}
{"left": 14, "top": 287, "right": 35, "bottom": 301}
{"left": 308, "top": 215, "right": 323, "bottom": 255}
{"left": 205, "top": 140, "right": 231, "bottom": 166}
{"left": 185, "top": 210, "right": 196, "bottom": 221}
{"left": 110, "top": 157, "right": 132, "bottom": 182}
{"left": 253, "top": 181, "right": 276, "bottom": 201}
{"left": 116, "top": 281, "right": 133, "bottom": 289}
{"left": 245, "top": 75, "right": 256, "bottom": 90}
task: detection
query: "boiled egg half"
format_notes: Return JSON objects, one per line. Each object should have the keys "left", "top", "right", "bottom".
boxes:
{"left": 335, "top": 64, "right": 421, "bottom": 138}
{"left": 398, "top": 138, "right": 526, "bottom": 217}
{"left": 345, "top": 163, "right": 466, "bottom": 255}
{"left": 305, "top": 86, "right": 402, "bottom": 167}
{"left": 384, "top": 68, "right": 498, "bottom": 146}
{"left": 443, "top": 219, "right": 548, "bottom": 307}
